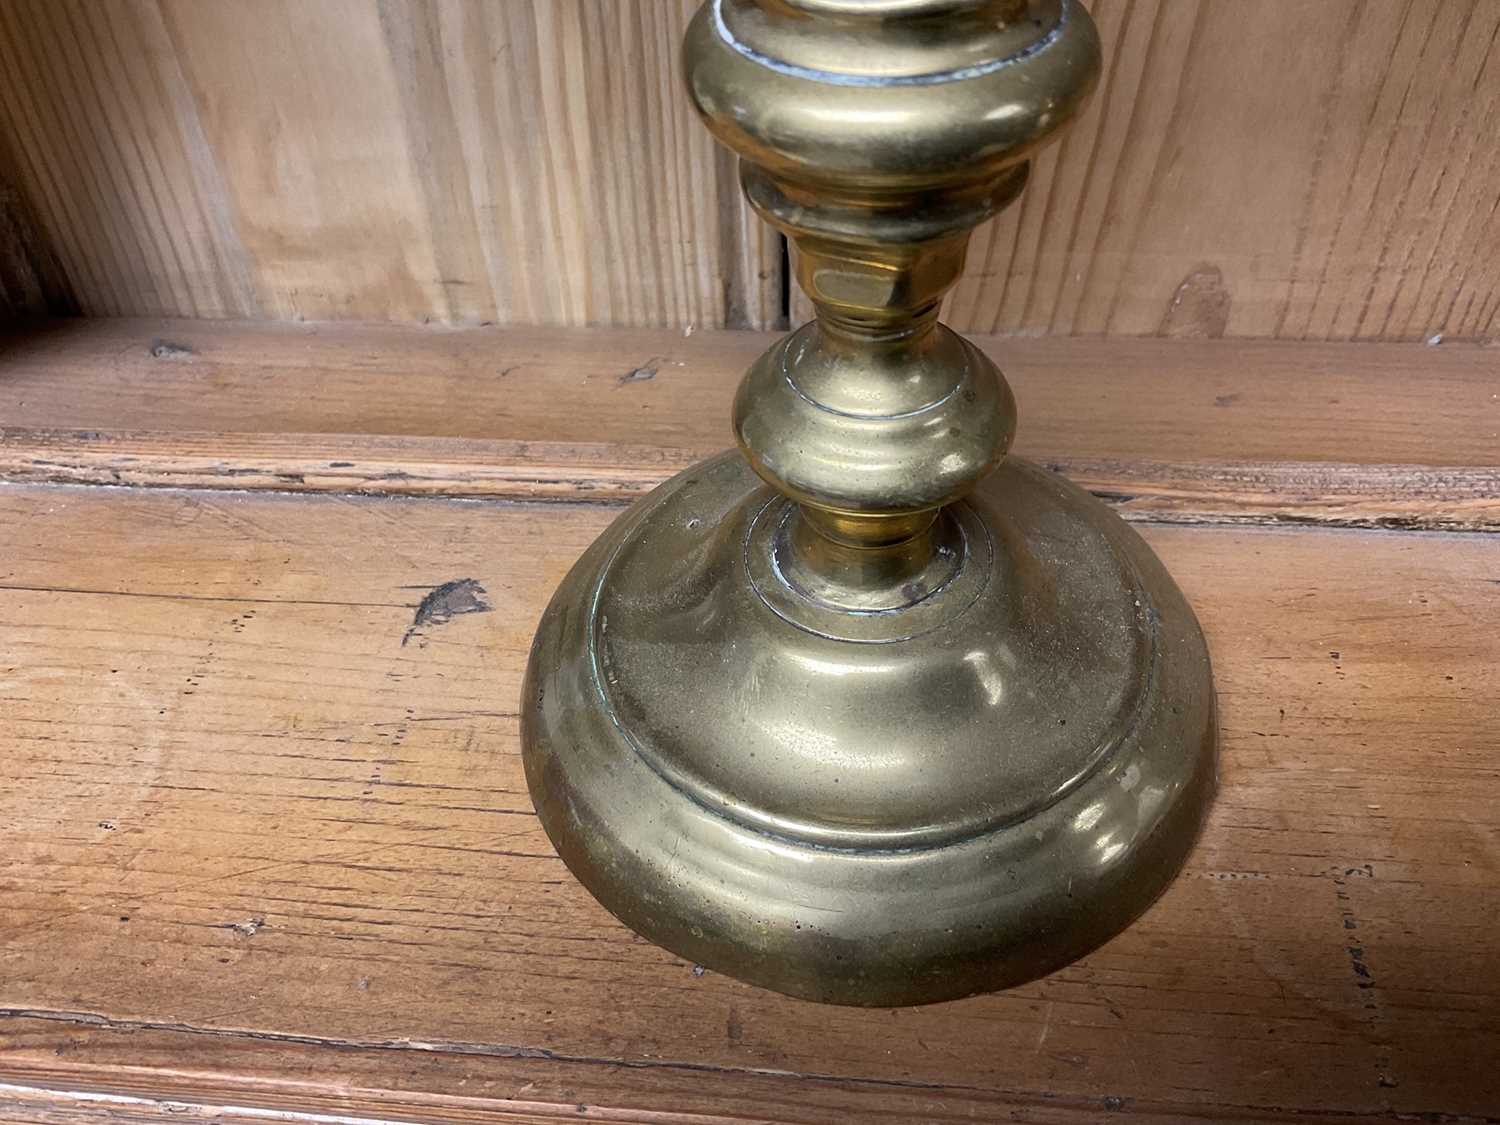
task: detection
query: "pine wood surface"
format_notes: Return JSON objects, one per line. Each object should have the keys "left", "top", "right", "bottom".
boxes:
{"left": 0, "top": 0, "right": 776, "bottom": 329}
{"left": 939, "top": 0, "right": 1500, "bottom": 342}
{"left": 1, "top": 488, "right": 1498, "bottom": 1123}
{"left": 1, "top": 318, "right": 1497, "bottom": 529}
{"left": 0, "top": 1, "right": 1496, "bottom": 339}
{"left": 0, "top": 319, "right": 1498, "bottom": 1122}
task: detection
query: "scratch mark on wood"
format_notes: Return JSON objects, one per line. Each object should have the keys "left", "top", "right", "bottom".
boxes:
{"left": 149, "top": 340, "right": 195, "bottom": 359}
{"left": 0, "top": 1006, "right": 1080, "bottom": 1096}
{"left": 1332, "top": 864, "right": 1375, "bottom": 991}
{"left": 1332, "top": 863, "right": 1397, "bottom": 1090}
{"left": 618, "top": 357, "right": 662, "bottom": 385}
{"left": 210, "top": 916, "right": 265, "bottom": 938}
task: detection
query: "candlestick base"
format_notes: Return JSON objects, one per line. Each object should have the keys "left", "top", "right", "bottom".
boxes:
{"left": 521, "top": 451, "right": 1216, "bottom": 1006}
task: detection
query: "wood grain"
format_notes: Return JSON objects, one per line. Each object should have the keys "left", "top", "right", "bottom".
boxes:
{"left": 0, "top": 481, "right": 1497, "bottom": 1122}
{"left": 1, "top": 319, "right": 1497, "bottom": 529}
{"left": 0, "top": 0, "right": 779, "bottom": 329}
{"left": 946, "top": 0, "right": 1500, "bottom": 341}
{"left": 0, "top": 1, "right": 1496, "bottom": 339}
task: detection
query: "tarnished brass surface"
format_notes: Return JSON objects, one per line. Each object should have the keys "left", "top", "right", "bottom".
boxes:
{"left": 521, "top": 0, "right": 1216, "bottom": 1006}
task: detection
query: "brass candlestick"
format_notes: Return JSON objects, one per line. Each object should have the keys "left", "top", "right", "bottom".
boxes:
{"left": 522, "top": 0, "right": 1216, "bottom": 1006}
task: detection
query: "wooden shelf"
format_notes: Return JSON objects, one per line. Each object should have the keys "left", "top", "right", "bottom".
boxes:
{"left": 0, "top": 320, "right": 1497, "bottom": 1123}
{"left": 3, "top": 319, "right": 1498, "bottom": 529}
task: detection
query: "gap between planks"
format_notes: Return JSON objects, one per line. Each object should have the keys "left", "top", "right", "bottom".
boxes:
{"left": 3, "top": 432, "right": 1499, "bottom": 533}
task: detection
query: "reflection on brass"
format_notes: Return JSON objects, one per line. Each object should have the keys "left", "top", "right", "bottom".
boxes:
{"left": 521, "top": 0, "right": 1217, "bottom": 1006}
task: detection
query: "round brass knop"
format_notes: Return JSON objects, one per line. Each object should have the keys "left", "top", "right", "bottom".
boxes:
{"left": 685, "top": 0, "right": 1098, "bottom": 555}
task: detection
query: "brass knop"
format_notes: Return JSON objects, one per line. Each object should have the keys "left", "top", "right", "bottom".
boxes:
{"left": 684, "top": 0, "right": 1100, "bottom": 558}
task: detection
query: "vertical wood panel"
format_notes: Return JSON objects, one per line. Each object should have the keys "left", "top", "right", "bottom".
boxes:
{"left": 943, "top": 0, "right": 1500, "bottom": 341}
{"left": 0, "top": 0, "right": 1493, "bottom": 339}
{"left": 0, "top": 0, "right": 259, "bottom": 317}
{"left": 0, "top": 0, "right": 780, "bottom": 329}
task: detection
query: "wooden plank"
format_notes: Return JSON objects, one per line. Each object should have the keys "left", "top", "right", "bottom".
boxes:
{"left": 0, "top": 1032, "right": 1441, "bottom": 1125}
{"left": 1, "top": 319, "right": 1497, "bottom": 528}
{"left": 0, "top": 1053, "right": 1322, "bottom": 1125}
{"left": 942, "top": 0, "right": 1500, "bottom": 341}
{"left": 0, "top": 0, "right": 779, "bottom": 329}
{"left": 0, "top": 482, "right": 1497, "bottom": 1122}
{"left": 5, "top": 431, "right": 1500, "bottom": 533}
{"left": 0, "top": 1, "right": 1496, "bottom": 339}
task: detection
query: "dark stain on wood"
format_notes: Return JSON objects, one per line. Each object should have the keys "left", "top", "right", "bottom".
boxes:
{"left": 618, "top": 357, "right": 662, "bottom": 385}
{"left": 0, "top": 174, "right": 76, "bottom": 318}
{"left": 402, "top": 578, "right": 491, "bottom": 647}
{"left": 1333, "top": 865, "right": 1376, "bottom": 992}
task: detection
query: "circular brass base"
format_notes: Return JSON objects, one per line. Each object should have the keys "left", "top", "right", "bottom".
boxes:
{"left": 521, "top": 453, "right": 1216, "bottom": 1006}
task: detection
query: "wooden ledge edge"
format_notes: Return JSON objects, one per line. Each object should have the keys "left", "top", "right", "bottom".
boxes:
{"left": 4, "top": 427, "right": 1499, "bottom": 532}
{"left": 0, "top": 1015, "right": 1433, "bottom": 1125}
